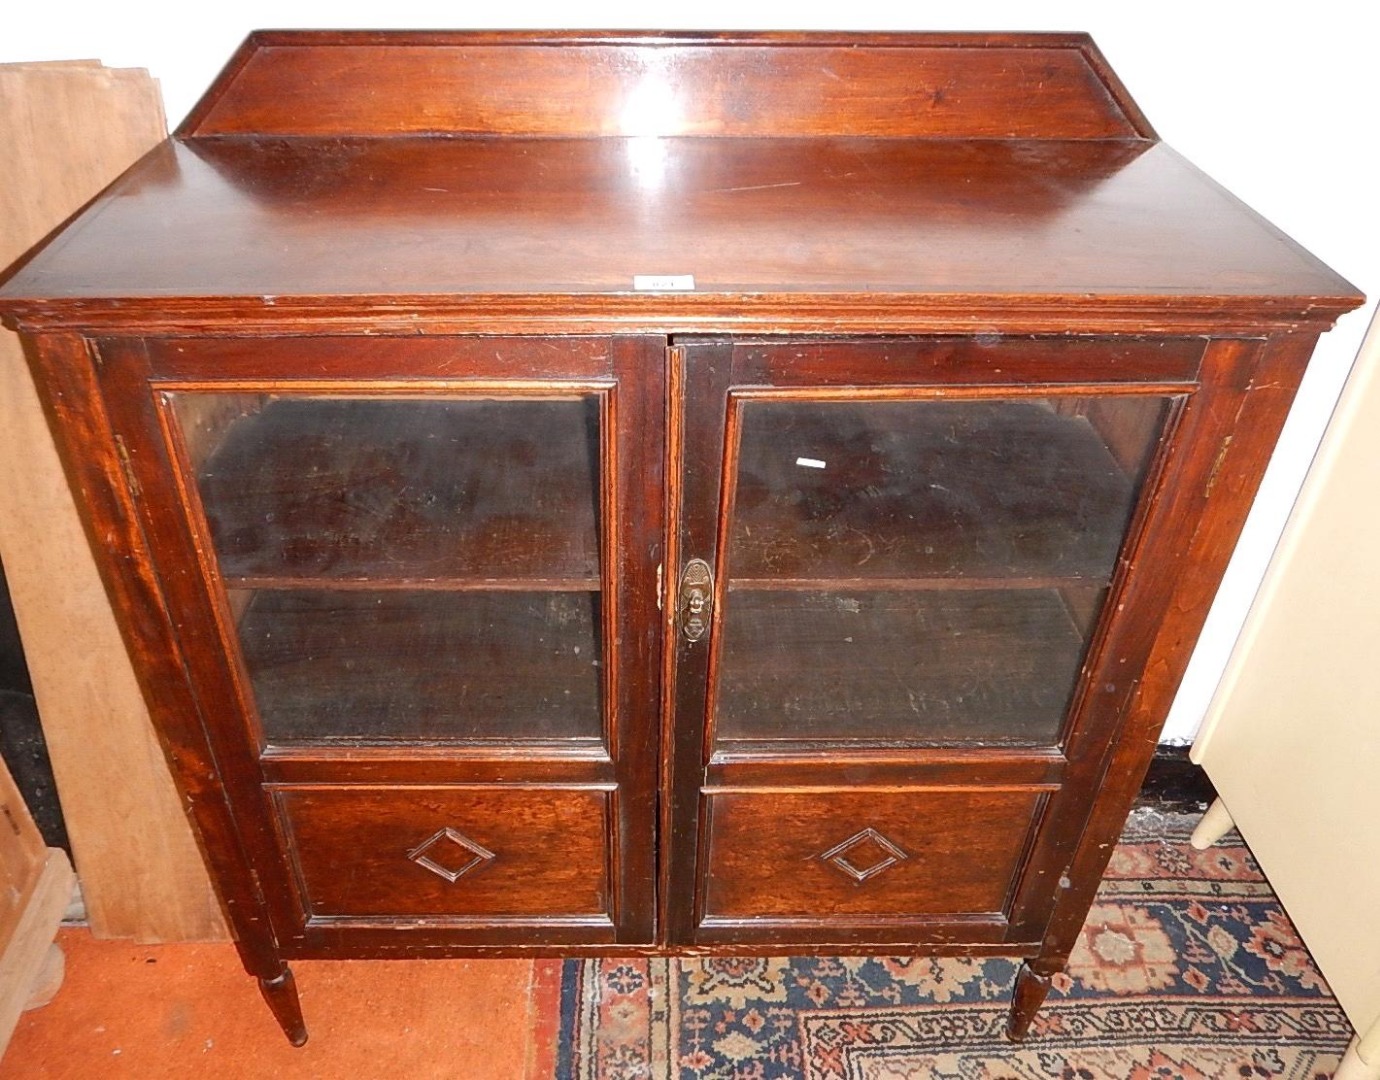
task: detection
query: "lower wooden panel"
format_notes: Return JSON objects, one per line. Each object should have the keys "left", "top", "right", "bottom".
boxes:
{"left": 698, "top": 787, "right": 1046, "bottom": 936}
{"left": 273, "top": 784, "right": 613, "bottom": 924}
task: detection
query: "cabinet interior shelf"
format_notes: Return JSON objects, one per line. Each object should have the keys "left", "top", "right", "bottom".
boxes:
{"left": 227, "top": 576, "right": 601, "bottom": 592}
{"left": 235, "top": 589, "right": 604, "bottom": 746}
{"left": 728, "top": 576, "right": 1100, "bottom": 592}
{"left": 185, "top": 396, "right": 602, "bottom": 589}
{"left": 728, "top": 398, "right": 1155, "bottom": 587}
{"left": 715, "top": 587, "right": 1089, "bottom": 748}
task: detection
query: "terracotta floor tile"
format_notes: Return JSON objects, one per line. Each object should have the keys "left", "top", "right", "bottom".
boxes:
{"left": 1, "top": 929, "right": 541, "bottom": 1079}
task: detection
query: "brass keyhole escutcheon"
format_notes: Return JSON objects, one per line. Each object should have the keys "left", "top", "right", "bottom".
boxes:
{"left": 678, "top": 559, "right": 714, "bottom": 642}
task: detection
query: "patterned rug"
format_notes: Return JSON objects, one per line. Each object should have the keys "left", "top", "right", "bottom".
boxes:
{"left": 555, "top": 811, "right": 1353, "bottom": 1079}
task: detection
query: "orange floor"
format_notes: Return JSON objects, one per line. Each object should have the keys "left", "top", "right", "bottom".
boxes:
{"left": 1, "top": 929, "right": 561, "bottom": 1079}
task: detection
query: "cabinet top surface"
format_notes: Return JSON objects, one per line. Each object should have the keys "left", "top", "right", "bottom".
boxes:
{"left": 0, "top": 32, "right": 1361, "bottom": 333}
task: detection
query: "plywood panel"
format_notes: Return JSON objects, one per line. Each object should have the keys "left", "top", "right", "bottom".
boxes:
{"left": 0, "top": 62, "right": 226, "bottom": 941}
{"left": 1193, "top": 309, "right": 1380, "bottom": 1038}
{"left": 0, "top": 842, "right": 74, "bottom": 1056}
{"left": 0, "top": 661, "right": 71, "bottom": 1059}
{"left": 0, "top": 757, "right": 46, "bottom": 953}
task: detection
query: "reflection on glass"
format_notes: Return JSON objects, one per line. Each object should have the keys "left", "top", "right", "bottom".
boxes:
{"left": 716, "top": 396, "right": 1170, "bottom": 748}
{"left": 169, "top": 393, "right": 604, "bottom": 746}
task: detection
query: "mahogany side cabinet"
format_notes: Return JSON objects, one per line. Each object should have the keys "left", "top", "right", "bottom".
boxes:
{"left": 0, "top": 31, "right": 1362, "bottom": 1045}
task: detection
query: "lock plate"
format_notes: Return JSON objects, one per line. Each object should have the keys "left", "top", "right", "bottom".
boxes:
{"left": 678, "top": 558, "right": 714, "bottom": 642}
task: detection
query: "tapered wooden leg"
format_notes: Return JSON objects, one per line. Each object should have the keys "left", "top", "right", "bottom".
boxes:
{"left": 1006, "top": 960, "right": 1056, "bottom": 1041}
{"left": 1190, "top": 796, "right": 1235, "bottom": 850}
{"left": 258, "top": 965, "right": 308, "bottom": 1046}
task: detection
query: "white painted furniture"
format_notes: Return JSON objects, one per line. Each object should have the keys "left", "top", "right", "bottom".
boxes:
{"left": 1193, "top": 309, "right": 1380, "bottom": 1080}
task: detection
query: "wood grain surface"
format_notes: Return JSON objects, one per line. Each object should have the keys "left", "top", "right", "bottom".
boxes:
{"left": 184, "top": 32, "right": 1147, "bottom": 139}
{"left": 0, "top": 35, "right": 1363, "bottom": 1044}
{"left": 274, "top": 785, "right": 613, "bottom": 923}
{"left": 0, "top": 136, "right": 1357, "bottom": 334}
{"left": 700, "top": 787, "right": 1045, "bottom": 924}
{"left": 0, "top": 62, "right": 226, "bottom": 942}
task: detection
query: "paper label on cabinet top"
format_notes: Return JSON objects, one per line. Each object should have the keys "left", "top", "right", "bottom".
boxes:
{"left": 796, "top": 457, "right": 827, "bottom": 469}
{"left": 633, "top": 274, "right": 695, "bottom": 291}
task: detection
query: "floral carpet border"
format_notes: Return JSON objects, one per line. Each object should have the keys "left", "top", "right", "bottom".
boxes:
{"left": 555, "top": 815, "right": 1353, "bottom": 1079}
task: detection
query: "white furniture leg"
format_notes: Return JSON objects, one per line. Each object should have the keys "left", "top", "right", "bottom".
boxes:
{"left": 1333, "top": 1018, "right": 1380, "bottom": 1080}
{"left": 1190, "top": 796, "right": 1235, "bottom": 850}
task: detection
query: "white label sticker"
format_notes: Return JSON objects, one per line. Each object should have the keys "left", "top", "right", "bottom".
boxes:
{"left": 796, "top": 457, "right": 827, "bottom": 469}
{"left": 633, "top": 274, "right": 695, "bottom": 291}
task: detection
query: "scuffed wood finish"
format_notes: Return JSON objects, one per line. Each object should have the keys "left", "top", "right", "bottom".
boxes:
{"left": 0, "top": 33, "right": 1363, "bottom": 1044}
{"left": 0, "top": 136, "right": 1355, "bottom": 335}
{"left": 20, "top": 332, "right": 277, "bottom": 977}
{"left": 1014, "top": 335, "right": 1327, "bottom": 967}
{"left": 0, "top": 61, "right": 226, "bottom": 943}
{"left": 1006, "top": 960, "right": 1056, "bottom": 1040}
{"left": 257, "top": 967, "right": 307, "bottom": 1047}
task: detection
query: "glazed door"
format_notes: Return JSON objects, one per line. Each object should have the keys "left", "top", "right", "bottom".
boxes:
{"left": 100, "top": 336, "right": 663, "bottom": 949}
{"left": 665, "top": 337, "right": 1197, "bottom": 946}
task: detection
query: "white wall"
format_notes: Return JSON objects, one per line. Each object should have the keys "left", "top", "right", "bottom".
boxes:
{"left": 5, "top": 2, "right": 1375, "bottom": 743}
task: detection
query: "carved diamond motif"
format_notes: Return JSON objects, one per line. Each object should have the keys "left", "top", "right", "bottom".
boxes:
{"left": 819, "top": 827, "right": 908, "bottom": 883}
{"left": 407, "top": 827, "right": 496, "bottom": 883}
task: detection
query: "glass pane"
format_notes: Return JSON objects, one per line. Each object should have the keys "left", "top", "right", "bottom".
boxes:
{"left": 169, "top": 393, "right": 604, "bottom": 746}
{"left": 232, "top": 590, "right": 600, "bottom": 743}
{"left": 715, "top": 395, "right": 1171, "bottom": 749}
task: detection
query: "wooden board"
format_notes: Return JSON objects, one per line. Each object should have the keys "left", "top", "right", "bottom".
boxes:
{"left": 0, "top": 755, "right": 73, "bottom": 1056}
{"left": 0, "top": 753, "right": 46, "bottom": 955}
{"left": 183, "top": 32, "right": 1149, "bottom": 140}
{"left": 0, "top": 62, "right": 226, "bottom": 941}
{"left": 0, "top": 137, "right": 1356, "bottom": 334}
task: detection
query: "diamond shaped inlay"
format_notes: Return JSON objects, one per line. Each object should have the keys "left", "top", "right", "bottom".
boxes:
{"left": 407, "top": 827, "right": 496, "bottom": 883}
{"left": 819, "top": 827, "right": 908, "bottom": 883}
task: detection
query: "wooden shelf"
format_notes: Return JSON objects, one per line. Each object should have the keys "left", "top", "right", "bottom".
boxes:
{"left": 236, "top": 590, "right": 603, "bottom": 745}
{"left": 729, "top": 575, "right": 1101, "bottom": 592}
{"left": 728, "top": 399, "right": 1155, "bottom": 586}
{"left": 193, "top": 397, "right": 600, "bottom": 588}
{"left": 715, "top": 588, "right": 1090, "bottom": 747}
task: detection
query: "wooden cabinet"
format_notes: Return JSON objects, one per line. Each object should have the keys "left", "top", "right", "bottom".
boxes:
{"left": 0, "top": 31, "right": 1361, "bottom": 1046}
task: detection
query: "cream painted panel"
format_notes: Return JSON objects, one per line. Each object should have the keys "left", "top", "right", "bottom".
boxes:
{"left": 1194, "top": 309, "right": 1380, "bottom": 1039}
